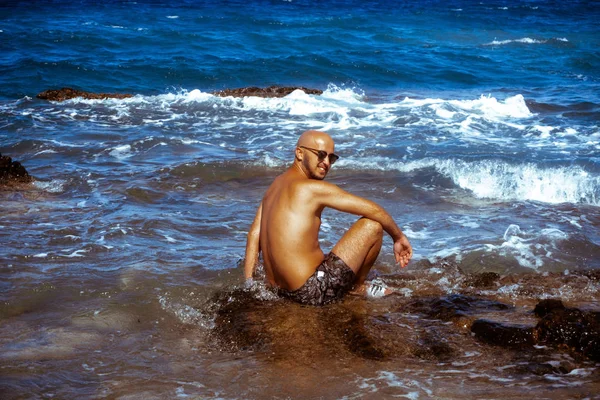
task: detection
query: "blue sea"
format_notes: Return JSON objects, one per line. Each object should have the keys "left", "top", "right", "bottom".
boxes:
{"left": 1, "top": 1, "right": 599, "bottom": 398}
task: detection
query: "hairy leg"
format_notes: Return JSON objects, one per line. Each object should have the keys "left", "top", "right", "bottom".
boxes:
{"left": 331, "top": 217, "right": 383, "bottom": 286}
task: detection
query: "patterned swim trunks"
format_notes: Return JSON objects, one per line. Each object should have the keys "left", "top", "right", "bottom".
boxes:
{"left": 278, "top": 252, "right": 356, "bottom": 306}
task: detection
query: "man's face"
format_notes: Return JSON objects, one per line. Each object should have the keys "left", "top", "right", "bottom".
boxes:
{"left": 302, "top": 143, "right": 335, "bottom": 180}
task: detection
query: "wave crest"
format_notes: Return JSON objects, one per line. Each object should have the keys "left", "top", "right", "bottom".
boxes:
{"left": 343, "top": 157, "right": 599, "bottom": 205}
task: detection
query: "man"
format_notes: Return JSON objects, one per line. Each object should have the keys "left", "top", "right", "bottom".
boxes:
{"left": 244, "top": 130, "right": 412, "bottom": 306}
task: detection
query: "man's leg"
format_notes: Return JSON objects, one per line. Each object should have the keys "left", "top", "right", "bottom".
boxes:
{"left": 331, "top": 217, "right": 383, "bottom": 287}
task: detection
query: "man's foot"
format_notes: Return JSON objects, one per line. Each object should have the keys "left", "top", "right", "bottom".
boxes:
{"left": 350, "top": 279, "right": 393, "bottom": 298}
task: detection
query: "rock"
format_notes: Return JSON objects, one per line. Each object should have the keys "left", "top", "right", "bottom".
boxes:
{"left": 470, "top": 298, "right": 600, "bottom": 361}
{"left": 36, "top": 86, "right": 322, "bottom": 101}
{"left": 471, "top": 319, "right": 536, "bottom": 348}
{"left": 210, "top": 289, "right": 271, "bottom": 352}
{"left": 533, "top": 298, "right": 565, "bottom": 318}
{"left": 37, "top": 87, "right": 133, "bottom": 101}
{"left": 465, "top": 272, "right": 500, "bottom": 288}
{"left": 534, "top": 299, "right": 600, "bottom": 361}
{"left": 0, "top": 153, "right": 33, "bottom": 185}
{"left": 412, "top": 329, "right": 456, "bottom": 361}
{"left": 339, "top": 313, "right": 386, "bottom": 360}
{"left": 512, "top": 361, "right": 574, "bottom": 376}
{"left": 213, "top": 85, "right": 323, "bottom": 98}
{"left": 406, "top": 294, "right": 511, "bottom": 323}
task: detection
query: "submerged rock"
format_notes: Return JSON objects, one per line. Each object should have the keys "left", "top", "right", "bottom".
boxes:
{"left": 210, "top": 289, "right": 271, "bottom": 352}
{"left": 465, "top": 272, "right": 500, "bottom": 288}
{"left": 37, "top": 87, "right": 133, "bottom": 101}
{"left": 406, "top": 294, "right": 511, "bottom": 324}
{"left": 213, "top": 85, "right": 323, "bottom": 98}
{"left": 207, "top": 285, "right": 599, "bottom": 367}
{"left": 534, "top": 299, "right": 600, "bottom": 361}
{"left": 471, "top": 319, "right": 535, "bottom": 348}
{"left": 338, "top": 312, "right": 386, "bottom": 360}
{"left": 412, "top": 329, "right": 456, "bottom": 361}
{"left": 208, "top": 288, "right": 411, "bottom": 361}
{"left": 0, "top": 153, "right": 32, "bottom": 185}
{"left": 471, "top": 298, "right": 600, "bottom": 361}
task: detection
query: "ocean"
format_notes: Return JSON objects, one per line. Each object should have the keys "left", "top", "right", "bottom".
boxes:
{"left": 1, "top": 0, "right": 599, "bottom": 398}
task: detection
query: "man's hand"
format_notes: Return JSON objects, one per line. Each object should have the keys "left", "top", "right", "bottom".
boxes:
{"left": 393, "top": 235, "right": 413, "bottom": 268}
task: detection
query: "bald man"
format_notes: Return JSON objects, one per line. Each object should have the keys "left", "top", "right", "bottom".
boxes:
{"left": 244, "top": 130, "right": 412, "bottom": 306}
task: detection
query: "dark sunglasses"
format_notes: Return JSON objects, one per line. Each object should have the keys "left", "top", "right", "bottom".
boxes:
{"left": 299, "top": 146, "right": 340, "bottom": 165}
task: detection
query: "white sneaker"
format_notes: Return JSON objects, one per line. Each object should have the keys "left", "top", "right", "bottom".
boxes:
{"left": 366, "top": 279, "right": 389, "bottom": 298}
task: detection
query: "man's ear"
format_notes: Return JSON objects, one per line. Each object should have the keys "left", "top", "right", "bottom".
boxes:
{"left": 295, "top": 147, "right": 303, "bottom": 161}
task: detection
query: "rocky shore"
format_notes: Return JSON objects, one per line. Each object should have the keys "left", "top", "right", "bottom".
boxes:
{"left": 36, "top": 86, "right": 323, "bottom": 102}
{"left": 0, "top": 153, "right": 32, "bottom": 186}
{"left": 210, "top": 268, "right": 600, "bottom": 370}
{"left": 36, "top": 87, "right": 134, "bottom": 101}
{"left": 212, "top": 85, "right": 323, "bottom": 98}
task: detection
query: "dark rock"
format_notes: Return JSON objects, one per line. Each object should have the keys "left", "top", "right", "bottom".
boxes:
{"left": 36, "top": 86, "right": 321, "bottom": 101}
{"left": 471, "top": 319, "right": 536, "bottom": 348}
{"left": 37, "top": 87, "right": 133, "bottom": 102}
{"left": 406, "top": 294, "right": 511, "bottom": 322}
{"left": 0, "top": 153, "right": 33, "bottom": 185}
{"left": 413, "top": 330, "right": 456, "bottom": 361}
{"left": 470, "top": 298, "right": 600, "bottom": 362}
{"left": 534, "top": 299, "right": 600, "bottom": 361}
{"left": 210, "top": 288, "right": 272, "bottom": 352}
{"left": 533, "top": 298, "right": 566, "bottom": 318}
{"left": 340, "top": 313, "right": 386, "bottom": 360}
{"left": 513, "top": 362, "right": 564, "bottom": 376}
{"left": 213, "top": 85, "right": 323, "bottom": 98}
{"left": 465, "top": 272, "right": 500, "bottom": 288}
{"left": 578, "top": 269, "right": 600, "bottom": 282}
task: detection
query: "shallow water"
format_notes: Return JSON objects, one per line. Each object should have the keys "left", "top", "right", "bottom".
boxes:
{"left": 1, "top": 261, "right": 599, "bottom": 399}
{"left": 1, "top": 0, "right": 599, "bottom": 398}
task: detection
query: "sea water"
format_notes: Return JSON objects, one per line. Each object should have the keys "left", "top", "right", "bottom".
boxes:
{"left": 1, "top": 0, "right": 599, "bottom": 398}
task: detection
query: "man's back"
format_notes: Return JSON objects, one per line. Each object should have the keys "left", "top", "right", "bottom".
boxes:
{"left": 243, "top": 130, "right": 412, "bottom": 305}
{"left": 259, "top": 168, "right": 326, "bottom": 290}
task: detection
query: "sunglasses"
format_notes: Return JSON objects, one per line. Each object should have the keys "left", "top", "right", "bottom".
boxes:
{"left": 299, "top": 146, "right": 340, "bottom": 165}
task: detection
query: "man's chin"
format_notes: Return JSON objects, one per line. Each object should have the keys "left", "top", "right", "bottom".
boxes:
{"left": 309, "top": 171, "right": 327, "bottom": 180}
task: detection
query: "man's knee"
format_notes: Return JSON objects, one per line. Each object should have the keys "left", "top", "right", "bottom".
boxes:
{"left": 358, "top": 217, "right": 383, "bottom": 237}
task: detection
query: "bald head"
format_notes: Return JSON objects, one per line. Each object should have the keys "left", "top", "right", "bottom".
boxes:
{"left": 297, "top": 130, "right": 334, "bottom": 149}
{"left": 294, "top": 130, "right": 337, "bottom": 180}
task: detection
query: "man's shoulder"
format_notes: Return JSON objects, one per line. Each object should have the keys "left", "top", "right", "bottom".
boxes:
{"left": 292, "top": 177, "right": 337, "bottom": 193}
{"left": 273, "top": 169, "right": 340, "bottom": 196}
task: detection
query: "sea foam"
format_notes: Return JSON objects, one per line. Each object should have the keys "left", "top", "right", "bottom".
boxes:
{"left": 342, "top": 157, "right": 599, "bottom": 206}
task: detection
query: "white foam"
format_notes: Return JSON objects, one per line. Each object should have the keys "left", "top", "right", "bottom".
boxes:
{"left": 422, "top": 159, "right": 598, "bottom": 205}
{"left": 497, "top": 283, "right": 521, "bottom": 295}
{"left": 374, "top": 371, "right": 434, "bottom": 397}
{"left": 33, "top": 179, "right": 66, "bottom": 193}
{"left": 484, "top": 224, "right": 569, "bottom": 270}
{"left": 33, "top": 149, "right": 58, "bottom": 156}
{"left": 62, "top": 249, "right": 88, "bottom": 258}
{"left": 448, "top": 216, "right": 480, "bottom": 229}
{"left": 402, "top": 227, "right": 432, "bottom": 240}
{"left": 109, "top": 144, "right": 132, "bottom": 159}
{"left": 158, "top": 294, "right": 213, "bottom": 328}
{"left": 33, "top": 87, "right": 540, "bottom": 140}
{"left": 448, "top": 94, "right": 531, "bottom": 119}
{"left": 164, "top": 235, "right": 177, "bottom": 243}
{"left": 486, "top": 37, "right": 547, "bottom": 45}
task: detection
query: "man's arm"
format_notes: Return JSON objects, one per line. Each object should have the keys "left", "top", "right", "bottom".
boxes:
{"left": 244, "top": 202, "right": 262, "bottom": 280}
{"left": 311, "top": 181, "right": 413, "bottom": 267}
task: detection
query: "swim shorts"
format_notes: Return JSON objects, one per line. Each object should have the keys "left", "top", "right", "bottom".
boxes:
{"left": 278, "top": 253, "right": 356, "bottom": 306}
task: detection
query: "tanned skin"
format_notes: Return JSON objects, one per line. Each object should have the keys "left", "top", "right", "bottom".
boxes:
{"left": 244, "top": 130, "right": 412, "bottom": 294}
